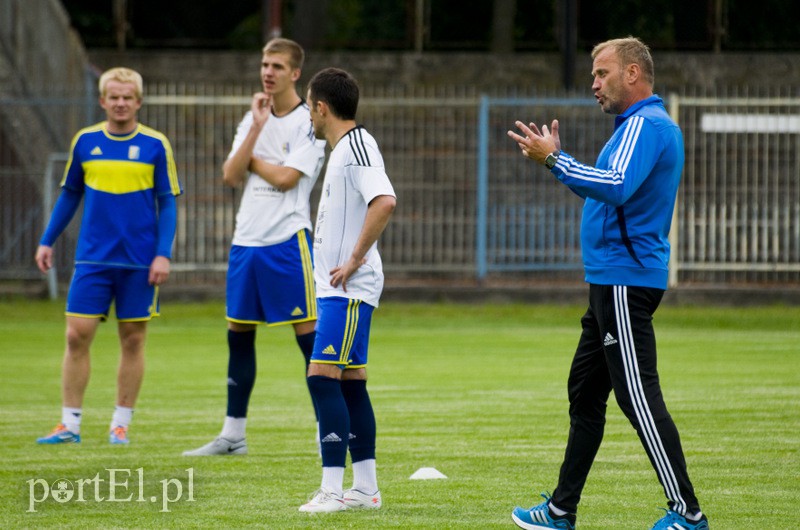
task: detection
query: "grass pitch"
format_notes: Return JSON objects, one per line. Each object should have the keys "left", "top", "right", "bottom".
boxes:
{"left": 0, "top": 299, "right": 798, "bottom": 528}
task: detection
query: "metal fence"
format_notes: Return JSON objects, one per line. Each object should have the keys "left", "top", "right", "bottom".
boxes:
{"left": 29, "top": 83, "right": 487, "bottom": 294}
{"left": 0, "top": 0, "right": 91, "bottom": 285}
{"left": 674, "top": 96, "right": 800, "bottom": 284}
{"left": 478, "top": 94, "right": 800, "bottom": 285}
{"left": 5, "top": 84, "right": 800, "bottom": 297}
{"left": 142, "top": 85, "right": 484, "bottom": 280}
{"left": 477, "top": 96, "right": 606, "bottom": 279}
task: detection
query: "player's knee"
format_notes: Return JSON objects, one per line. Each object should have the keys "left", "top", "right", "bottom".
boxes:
{"left": 65, "top": 326, "right": 95, "bottom": 353}
{"left": 119, "top": 329, "right": 146, "bottom": 355}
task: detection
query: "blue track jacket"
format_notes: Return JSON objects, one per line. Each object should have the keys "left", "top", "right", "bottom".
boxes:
{"left": 551, "top": 95, "right": 683, "bottom": 289}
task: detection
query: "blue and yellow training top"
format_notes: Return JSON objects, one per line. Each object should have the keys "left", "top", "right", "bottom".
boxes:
{"left": 60, "top": 122, "right": 183, "bottom": 268}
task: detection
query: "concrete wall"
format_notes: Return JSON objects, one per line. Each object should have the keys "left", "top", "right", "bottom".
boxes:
{"left": 0, "top": 0, "right": 90, "bottom": 162}
{"left": 88, "top": 49, "right": 800, "bottom": 94}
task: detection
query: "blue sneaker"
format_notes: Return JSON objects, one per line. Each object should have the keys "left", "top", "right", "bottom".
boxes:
{"left": 109, "top": 425, "right": 129, "bottom": 445}
{"left": 512, "top": 493, "right": 576, "bottom": 530}
{"left": 651, "top": 509, "right": 709, "bottom": 529}
{"left": 37, "top": 423, "right": 81, "bottom": 444}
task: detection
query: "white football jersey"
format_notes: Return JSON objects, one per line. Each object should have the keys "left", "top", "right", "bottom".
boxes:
{"left": 230, "top": 102, "right": 326, "bottom": 246}
{"left": 314, "top": 126, "right": 396, "bottom": 307}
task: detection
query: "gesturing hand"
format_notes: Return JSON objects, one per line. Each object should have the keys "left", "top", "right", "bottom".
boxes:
{"left": 251, "top": 92, "right": 272, "bottom": 129}
{"left": 507, "top": 119, "right": 561, "bottom": 164}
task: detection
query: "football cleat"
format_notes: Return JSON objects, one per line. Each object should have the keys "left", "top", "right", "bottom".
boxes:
{"left": 343, "top": 488, "right": 382, "bottom": 509}
{"left": 512, "top": 493, "right": 576, "bottom": 530}
{"left": 182, "top": 436, "right": 247, "bottom": 456}
{"left": 651, "top": 509, "right": 709, "bottom": 530}
{"left": 109, "top": 425, "right": 129, "bottom": 445}
{"left": 299, "top": 488, "right": 347, "bottom": 513}
{"left": 36, "top": 423, "right": 81, "bottom": 444}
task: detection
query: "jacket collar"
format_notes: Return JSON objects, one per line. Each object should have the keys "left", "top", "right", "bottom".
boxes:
{"left": 614, "top": 94, "right": 663, "bottom": 130}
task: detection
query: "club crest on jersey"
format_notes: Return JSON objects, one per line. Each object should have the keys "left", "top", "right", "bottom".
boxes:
{"left": 128, "top": 145, "right": 140, "bottom": 160}
{"left": 282, "top": 142, "right": 290, "bottom": 154}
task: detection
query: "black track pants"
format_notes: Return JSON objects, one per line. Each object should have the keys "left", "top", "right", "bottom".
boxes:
{"left": 551, "top": 284, "right": 699, "bottom": 516}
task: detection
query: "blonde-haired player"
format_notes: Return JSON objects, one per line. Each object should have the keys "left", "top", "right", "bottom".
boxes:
{"left": 36, "top": 67, "right": 182, "bottom": 445}
{"left": 184, "top": 38, "right": 326, "bottom": 456}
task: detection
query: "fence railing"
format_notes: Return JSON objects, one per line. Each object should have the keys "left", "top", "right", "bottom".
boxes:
{"left": 0, "top": 0, "right": 93, "bottom": 287}
{"left": 672, "top": 95, "right": 800, "bottom": 284}
{"left": 477, "top": 96, "right": 605, "bottom": 279}
{"left": 5, "top": 86, "right": 800, "bottom": 296}
{"left": 478, "top": 95, "right": 800, "bottom": 285}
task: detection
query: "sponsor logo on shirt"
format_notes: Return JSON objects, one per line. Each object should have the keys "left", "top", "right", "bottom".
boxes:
{"left": 252, "top": 184, "right": 282, "bottom": 197}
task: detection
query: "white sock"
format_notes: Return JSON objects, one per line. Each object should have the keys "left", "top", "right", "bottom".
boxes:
{"left": 351, "top": 459, "right": 378, "bottom": 494}
{"left": 221, "top": 416, "right": 246, "bottom": 441}
{"left": 548, "top": 502, "right": 568, "bottom": 516}
{"left": 62, "top": 407, "right": 82, "bottom": 434}
{"left": 321, "top": 467, "right": 345, "bottom": 497}
{"left": 687, "top": 511, "right": 703, "bottom": 522}
{"left": 111, "top": 406, "right": 134, "bottom": 429}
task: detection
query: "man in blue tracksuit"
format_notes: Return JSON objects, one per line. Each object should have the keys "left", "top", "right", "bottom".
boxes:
{"left": 507, "top": 37, "right": 708, "bottom": 530}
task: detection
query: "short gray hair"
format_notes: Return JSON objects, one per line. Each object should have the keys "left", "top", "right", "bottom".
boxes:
{"left": 592, "top": 36, "right": 654, "bottom": 86}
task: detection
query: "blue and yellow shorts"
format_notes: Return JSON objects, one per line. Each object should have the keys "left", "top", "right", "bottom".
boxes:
{"left": 226, "top": 230, "right": 316, "bottom": 326}
{"left": 66, "top": 264, "right": 158, "bottom": 321}
{"left": 311, "top": 296, "right": 375, "bottom": 369}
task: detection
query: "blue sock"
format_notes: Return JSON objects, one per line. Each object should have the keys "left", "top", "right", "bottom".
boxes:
{"left": 307, "top": 375, "right": 349, "bottom": 467}
{"left": 295, "top": 331, "right": 319, "bottom": 420}
{"left": 342, "top": 379, "right": 376, "bottom": 462}
{"left": 226, "top": 329, "right": 256, "bottom": 418}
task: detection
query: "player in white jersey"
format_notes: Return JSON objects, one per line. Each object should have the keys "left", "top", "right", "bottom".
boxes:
{"left": 184, "top": 38, "right": 326, "bottom": 457}
{"left": 313, "top": 123, "right": 390, "bottom": 308}
{"left": 298, "top": 68, "right": 396, "bottom": 513}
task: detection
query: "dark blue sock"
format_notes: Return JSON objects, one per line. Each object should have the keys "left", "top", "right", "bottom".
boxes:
{"left": 226, "top": 329, "right": 256, "bottom": 418}
{"left": 295, "top": 331, "right": 319, "bottom": 420}
{"left": 307, "top": 375, "right": 349, "bottom": 467}
{"left": 342, "top": 379, "right": 376, "bottom": 462}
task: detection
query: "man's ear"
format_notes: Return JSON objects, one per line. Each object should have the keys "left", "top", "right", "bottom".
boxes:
{"left": 626, "top": 63, "right": 641, "bottom": 84}
{"left": 291, "top": 68, "right": 301, "bottom": 83}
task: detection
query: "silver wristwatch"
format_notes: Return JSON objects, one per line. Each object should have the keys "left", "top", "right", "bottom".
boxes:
{"left": 544, "top": 151, "right": 559, "bottom": 169}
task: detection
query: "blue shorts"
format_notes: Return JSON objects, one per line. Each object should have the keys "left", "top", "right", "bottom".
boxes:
{"left": 312, "top": 297, "right": 375, "bottom": 369}
{"left": 226, "top": 230, "right": 316, "bottom": 326}
{"left": 66, "top": 264, "right": 159, "bottom": 322}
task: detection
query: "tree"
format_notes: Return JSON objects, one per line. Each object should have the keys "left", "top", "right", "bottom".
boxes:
{"left": 491, "top": 0, "right": 517, "bottom": 53}
{"left": 289, "top": 0, "right": 330, "bottom": 49}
